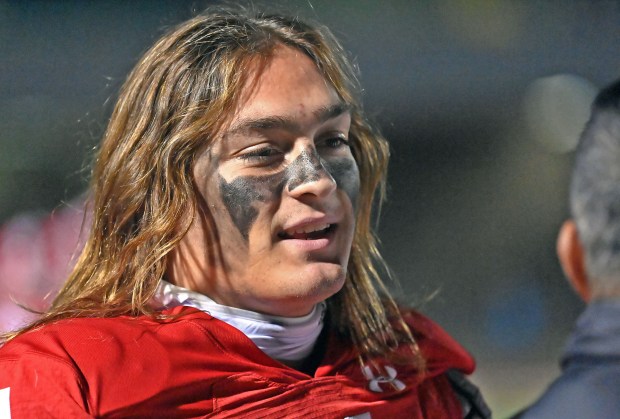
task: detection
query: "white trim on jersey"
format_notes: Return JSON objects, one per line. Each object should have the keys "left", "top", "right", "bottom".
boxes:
{"left": 0, "top": 387, "right": 11, "bottom": 419}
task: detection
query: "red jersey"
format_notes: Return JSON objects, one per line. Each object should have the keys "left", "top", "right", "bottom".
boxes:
{"left": 0, "top": 306, "right": 477, "bottom": 418}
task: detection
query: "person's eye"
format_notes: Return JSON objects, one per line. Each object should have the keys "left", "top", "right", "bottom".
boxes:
{"left": 238, "top": 146, "right": 282, "bottom": 165}
{"left": 319, "top": 134, "right": 349, "bottom": 149}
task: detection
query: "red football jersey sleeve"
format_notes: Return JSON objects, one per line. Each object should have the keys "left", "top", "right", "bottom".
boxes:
{"left": 1, "top": 352, "right": 92, "bottom": 418}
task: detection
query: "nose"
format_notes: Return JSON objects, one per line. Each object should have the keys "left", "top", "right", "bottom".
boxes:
{"left": 285, "top": 147, "right": 337, "bottom": 199}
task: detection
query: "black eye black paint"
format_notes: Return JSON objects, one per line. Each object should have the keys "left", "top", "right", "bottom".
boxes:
{"left": 286, "top": 149, "right": 325, "bottom": 191}
{"left": 323, "top": 158, "right": 360, "bottom": 208}
{"left": 218, "top": 147, "right": 360, "bottom": 240}
{"left": 219, "top": 173, "right": 285, "bottom": 239}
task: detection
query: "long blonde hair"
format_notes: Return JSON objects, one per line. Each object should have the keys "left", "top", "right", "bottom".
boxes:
{"left": 4, "top": 7, "right": 422, "bottom": 367}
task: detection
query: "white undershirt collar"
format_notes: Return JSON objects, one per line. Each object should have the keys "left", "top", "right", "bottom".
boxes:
{"left": 152, "top": 280, "right": 326, "bottom": 363}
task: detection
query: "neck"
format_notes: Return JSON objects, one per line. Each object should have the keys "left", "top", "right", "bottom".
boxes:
{"left": 152, "top": 280, "right": 326, "bottom": 365}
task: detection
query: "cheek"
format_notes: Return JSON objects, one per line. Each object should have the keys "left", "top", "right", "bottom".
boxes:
{"left": 325, "top": 157, "right": 360, "bottom": 208}
{"left": 218, "top": 172, "right": 285, "bottom": 239}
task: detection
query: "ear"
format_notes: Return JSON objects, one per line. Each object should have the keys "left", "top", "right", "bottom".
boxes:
{"left": 557, "top": 220, "right": 591, "bottom": 302}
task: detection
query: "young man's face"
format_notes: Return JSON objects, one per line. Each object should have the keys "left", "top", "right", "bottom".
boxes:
{"left": 169, "top": 45, "right": 360, "bottom": 317}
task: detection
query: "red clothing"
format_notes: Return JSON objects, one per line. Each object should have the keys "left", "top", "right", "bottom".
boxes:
{"left": 0, "top": 307, "right": 475, "bottom": 418}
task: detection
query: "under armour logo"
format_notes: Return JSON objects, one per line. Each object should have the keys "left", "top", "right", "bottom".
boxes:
{"left": 361, "top": 364, "right": 406, "bottom": 393}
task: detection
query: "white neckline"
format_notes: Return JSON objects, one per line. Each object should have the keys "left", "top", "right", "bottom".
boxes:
{"left": 152, "top": 280, "right": 326, "bottom": 362}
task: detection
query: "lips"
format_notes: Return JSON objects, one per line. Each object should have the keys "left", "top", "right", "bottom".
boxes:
{"left": 278, "top": 223, "right": 336, "bottom": 240}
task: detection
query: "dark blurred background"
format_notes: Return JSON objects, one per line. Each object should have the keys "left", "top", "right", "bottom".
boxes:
{"left": 2, "top": 1, "right": 620, "bottom": 416}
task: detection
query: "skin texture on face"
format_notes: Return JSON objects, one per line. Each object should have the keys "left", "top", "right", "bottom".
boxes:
{"left": 169, "top": 45, "right": 360, "bottom": 317}
{"left": 219, "top": 148, "right": 359, "bottom": 240}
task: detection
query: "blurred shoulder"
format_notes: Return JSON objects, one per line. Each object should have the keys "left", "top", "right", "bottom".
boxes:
{"left": 519, "top": 363, "right": 620, "bottom": 418}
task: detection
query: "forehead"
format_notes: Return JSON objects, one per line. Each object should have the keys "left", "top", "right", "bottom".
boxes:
{"left": 230, "top": 45, "right": 342, "bottom": 125}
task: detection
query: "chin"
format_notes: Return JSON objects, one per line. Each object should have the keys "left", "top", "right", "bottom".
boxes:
{"left": 258, "top": 263, "right": 345, "bottom": 315}
{"left": 297, "top": 262, "right": 347, "bottom": 300}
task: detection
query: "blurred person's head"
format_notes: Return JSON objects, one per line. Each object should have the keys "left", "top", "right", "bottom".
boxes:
{"left": 8, "top": 7, "right": 420, "bottom": 364}
{"left": 558, "top": 78, "right": 620, "bottom": 301}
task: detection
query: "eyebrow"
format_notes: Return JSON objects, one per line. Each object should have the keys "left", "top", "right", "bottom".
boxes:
{"left": 227, "top": 102, "right": 351, "bottom": 135}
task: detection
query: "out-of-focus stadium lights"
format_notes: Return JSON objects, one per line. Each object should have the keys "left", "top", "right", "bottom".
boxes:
{"left": 438, "top": 0, "right": 523, "bottom": 50}
{"left": 522, "top": 74, "right": 597, "bottom": 154}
